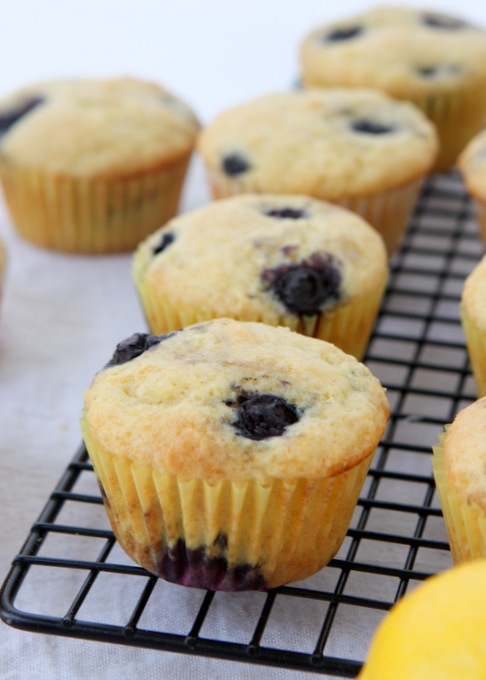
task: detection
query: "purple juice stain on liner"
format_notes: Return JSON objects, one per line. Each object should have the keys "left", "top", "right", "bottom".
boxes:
{"left": 157, "top": 537, "right": 267, "bottom": 591}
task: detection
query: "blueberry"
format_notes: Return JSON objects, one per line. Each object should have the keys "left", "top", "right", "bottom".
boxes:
{"left": 222, "top": 154, "right": 250, "bottom": 176}
{"left": 106, "top": 331, "right": 179, "bottom": 367}
{"left": 0, "top": 96, "right": 44, "bottom": 137}
{"left": 351, "top": 119, "right": 395, "bottom": 135}
{"left": 421, "top": 13, "right": 467, "bottom": 29}
{"left": 417, "top": 64, "right": 460, "bottom": 78}
{"left": 153, "top": 231, "right": 175, "bottom": 255}
{"left": 417, "top": 66, "right": 438, "bottom": 77}
{"left": 231, "top": 393, "right": 300, "bottom": 440}
{"left": 264, "top": 207, "right": 307, "bottom": 219}
{"left": 325, "top": 25, "right": 363, "bottom": 42}
{"left": 265, "top": 256, "right": 342, "bottom": 316}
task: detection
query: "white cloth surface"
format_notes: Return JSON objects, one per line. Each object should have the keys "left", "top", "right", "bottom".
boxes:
{"left": 1, "top": 1, "right": 485, "bottom": 678}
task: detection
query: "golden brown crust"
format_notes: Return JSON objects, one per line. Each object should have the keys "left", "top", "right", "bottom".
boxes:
{"left": 197, "top": 89, "right": 438, "bottom": 200}
{"left": 443, "top": 397, "right": 486, "bottom": 514}
{"left": 81, "top": 319, "right": 389, "bottom": 482}
{"left": 0, "top": 77, "right": 200, "bottom": 178}
{"left": 300, "top": 7, "right": 486, "bottom": 99}
{"left": 133, "top": 193, "right": 388, "bottom": 324}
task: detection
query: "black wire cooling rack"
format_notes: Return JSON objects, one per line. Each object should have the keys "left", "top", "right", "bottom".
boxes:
{"left": 0, "top": 170, "right": 482, "bottom": 677}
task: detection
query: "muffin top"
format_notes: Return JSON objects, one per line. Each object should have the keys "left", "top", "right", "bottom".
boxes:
{"left": 133, "top": 193, "right": 387, "bottom": 325}
{"left": 461, "top": 255, "right": 486, "bottom": 330}
{"left": 300, "top": 6, "right": 486, "bottom": 98}
{"left": 459, "top": 129, "right": 486, "bottom": 199}
{"left": 197, "top": 89, "right": 438, "bottom": 199}
{"left": 443, "top": 398, "right": 486, "bottom": 513}
{"left": 81, "top": 318, "right": 390, "bottom": 482}
{"left": 0, "top": 77, "right": 200, "bottom": 177}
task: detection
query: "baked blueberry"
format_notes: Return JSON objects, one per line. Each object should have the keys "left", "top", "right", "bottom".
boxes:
{"left": 222, "top": 153, "right": 250, "bottom": 176}
{"left": 0, "top": 96, "right": 44, "bottom": 137}
{"left": 417, "top": 66, "right": 438, "bottom": 77}
{"left": 351, "top": 119, "right": 395, "bottom": 135}
{"left": 421, "top": 13, "right": 467, "bottom": 30}
{"left": 231, "top": 392, "right": 300, "bottom": 441}
{"left": 265, "top": 256, "right": 342, "bottom": 316}
{"left": 153, "top": 231, "right": 175, "bottom": 255}
{"left": 107, "top": 331, "right": 178, "bottom": 367}
{"left": 264, "top": 207, "right": 307, "bottom": 219}
{"left": 325, "top": 25, "right": 363, "bottom": 42}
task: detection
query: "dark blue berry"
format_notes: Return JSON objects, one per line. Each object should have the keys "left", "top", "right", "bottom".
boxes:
{"left": 231, "top": 393, "right": 299, "bottom": 440}
{"left": 0, "top": 96, "right": 44, "bottom": 137}
{"left": 351, "top": 120, "right": 394, "bottom": 135}
{"left": 421, "top": 13, "right": 467, "bottom": 29}
{"left": 417, "top": 66, "right": 438, "bottom": 77}
{"left": 106, "top": 331, "right": 179, "bottom": 367}
{"left": 153, "top": 231, "right": 175, "bottom": 255}
{"left": 265, "top": 256, "right": 342, "bottom": 316}
{"left": 325, "top": 25, "right": 363, "bottom": 42}
{"left": 222, "top": 154, "right": 250, "bottom": 176}
{"left": 264, "top": 207, "right": 307, "bottom": 219}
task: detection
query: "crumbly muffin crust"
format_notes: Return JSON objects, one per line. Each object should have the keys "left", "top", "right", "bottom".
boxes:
{"left": 82, "top": 318, "right": 390, "bottom": 482}
{"left": 461, "top": 255, "right": 486, "bottom": 331}
{"left": 133, "top": 193, "right": 387, "bottom": 325}
{"left": 0, "top": 77, "right": 199, "bottom": 178}
{"left": 301, "top": 7, "right": 486, "bottom": 99}
{"left": 443, "top": 398, "right": 486, "bottom": 513}
{"left": 197, "top": 88, "right": 438, "bottom": 199}
{"left": 459, "top": 130, "right": 486, "bottom": 200}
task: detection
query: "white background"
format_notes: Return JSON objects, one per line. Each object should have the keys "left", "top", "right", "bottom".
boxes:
{"left": 1, "top": 1, "right": 486, "bottom": 679}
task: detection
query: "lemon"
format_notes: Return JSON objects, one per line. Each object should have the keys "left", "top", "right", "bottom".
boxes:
{"left": 358, "top": 558, "right": 486, "bottom": 679}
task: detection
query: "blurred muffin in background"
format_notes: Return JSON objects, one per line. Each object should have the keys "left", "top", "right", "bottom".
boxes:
{"left": 300, "top": 6, "right": 486, "bottom": 171}
{"left": 198, "top": 88, "right": 438, "bottom": 255}
{"left": 0, "top": 77, "right": 200, "bottom": 253}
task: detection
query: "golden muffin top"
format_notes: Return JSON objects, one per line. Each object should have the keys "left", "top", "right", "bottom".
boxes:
{"left": 198, "top": 88, "right": 438, "bottom": 199}
{"left": 81, "top": 318, "right": 389, "bottom": 482}
{"left": 300, "top": 6, "right": 486, "bottom": 98}
{"left": 133, "top": 193, "right": 387, "bottom": 329}
{"left": 0, "top": 77, "right": 200, "bottom": 177}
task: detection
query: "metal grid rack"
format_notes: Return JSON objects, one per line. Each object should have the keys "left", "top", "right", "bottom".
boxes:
{"left": 0, "top": 171, "right": 482, "bottom": 677}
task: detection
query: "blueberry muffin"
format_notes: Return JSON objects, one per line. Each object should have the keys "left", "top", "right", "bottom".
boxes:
{"left": 197, "top": 88, "right": 438, "bottom": 255}
{"left": 0, "top": 77, "right": 200, "bottom": 253}
{"left": 133, "top": 194, "right": 388, "bottom": 360}
{"left": 459, "top": 130, "right": 486, "bottom": 245}
{"left": 300, "top": 6, "right": 486, "bottom": 172}
{"left": 358, "top": 559, "right": 486, "bottom": 679}
{"left": 80, "top": 318, "right": 390, "bottom": 591}
{"left": 460, "top": 256, "right": 486, "bottom": 397}
{"left": 432, "top": 398, "right": 486, "bottom": 565}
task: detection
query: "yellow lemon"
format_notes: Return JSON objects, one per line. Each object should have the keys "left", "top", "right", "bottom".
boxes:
{"left": 358, "top": 559, "right": 486, "bottom": 679}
